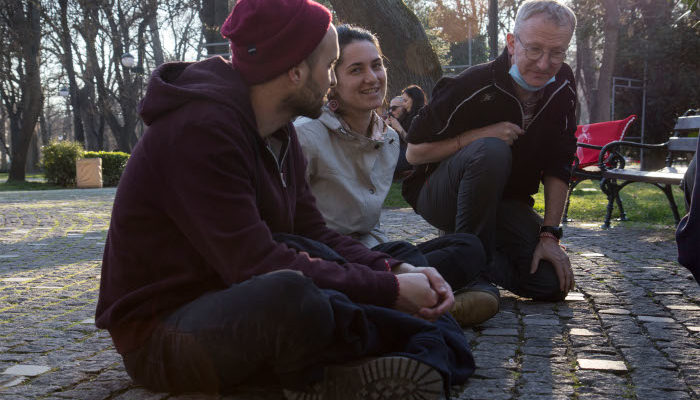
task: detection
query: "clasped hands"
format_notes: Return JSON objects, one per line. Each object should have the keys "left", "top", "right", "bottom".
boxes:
{"left": 393, "top": 263, "right": 454, "bottom": 321}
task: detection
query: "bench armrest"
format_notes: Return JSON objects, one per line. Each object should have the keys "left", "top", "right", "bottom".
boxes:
{"left": 598, "top": 140, "right": 669, "bottom": 171}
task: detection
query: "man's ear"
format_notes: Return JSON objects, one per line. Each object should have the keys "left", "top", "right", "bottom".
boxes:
{"left": 506, "top": 33, "right": 515, "bottom": 57}
{"left": 287, "top": 62, "right": 308, "bottom": 87}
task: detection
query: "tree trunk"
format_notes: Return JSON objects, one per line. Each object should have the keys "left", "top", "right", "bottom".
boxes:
{"left": 329, "top": 0, "right": 442, "bottom": 97}
{"left": 7, "top": 1, "right": 44, "bottom": 183}
{"left": 487, "top": 0, "right": 498, "bottom": 59}
{"left": 59, "top": 0, "right": 85, "bottom": 145}
{"left": 147, "top": 0, "right": 165, "bottom": 66}
{"left": 589, "top": 0, "right": 620, "bottom": 123}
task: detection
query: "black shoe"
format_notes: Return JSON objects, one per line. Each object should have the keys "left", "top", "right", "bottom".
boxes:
{"left": 284, "top": 356, "right": 444, "bottom": 400}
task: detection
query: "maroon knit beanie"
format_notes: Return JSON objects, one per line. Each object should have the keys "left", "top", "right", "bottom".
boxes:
{"left": 220, "top": 0, "right": 332, "bottom": 85}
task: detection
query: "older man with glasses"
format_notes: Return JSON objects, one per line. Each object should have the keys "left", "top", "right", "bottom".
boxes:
{"left": 401, "top": 0, "right": 578, "bottom": 302}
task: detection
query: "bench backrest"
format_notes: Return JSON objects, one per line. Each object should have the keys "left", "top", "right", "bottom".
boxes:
{"left": 668, "top": 137, "right": 698, "bottom": 153}
{"left": 673, "top": 115, "right": 700, "bottom": 134}
{"left": 665, "top": 113, "right": 699, "bottom": 165}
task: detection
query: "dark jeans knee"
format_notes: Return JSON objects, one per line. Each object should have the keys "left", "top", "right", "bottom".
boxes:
{"left": 257, "top": 272, "right": 335, "bottom": 339}
{"left": 520, "top": 260, "right": 566, "bottom": 301}
{"left": 420, "top": 233, "right": 486, "bottom": 289}
{"left": 457, "top": 137, "right": 512, "bottom": 176}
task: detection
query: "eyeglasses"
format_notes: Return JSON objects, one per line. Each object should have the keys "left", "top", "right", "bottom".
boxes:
{"left": 516, "top": 35, "right": 567, "bottom": 65}
{"left": 389, "top": 106, "right": 400, "bottom": 111}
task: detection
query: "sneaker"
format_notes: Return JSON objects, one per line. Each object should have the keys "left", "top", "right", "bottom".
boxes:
{"left": 284, "top": 356, "right": 444, "bottom": 400}
{"left": 451, "top": 280, "right": 500, "bottom": 327}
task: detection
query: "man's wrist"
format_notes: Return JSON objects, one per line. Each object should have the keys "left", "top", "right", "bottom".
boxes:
{"left": 539, "top": 231, "right": 560, "bottom": 242}
{"left": 539, "top": 225, "right": 563, "bottom": 239}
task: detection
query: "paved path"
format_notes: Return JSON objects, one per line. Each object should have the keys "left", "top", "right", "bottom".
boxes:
{"left": 0, "top": 189, "right": 698, "bottom": 400}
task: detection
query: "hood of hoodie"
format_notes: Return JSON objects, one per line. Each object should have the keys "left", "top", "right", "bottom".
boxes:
{"left": 139, "top": 57, "right": 253, "bottom": 127}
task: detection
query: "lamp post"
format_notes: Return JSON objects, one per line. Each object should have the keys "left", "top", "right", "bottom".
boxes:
{"left": 58, "top": 86, "right": 72, "bottom": 141}
{"left": 121, "top": 52, "right": 144, "bottom": 73}
{"left": 120, "top": 52, "right": 146, "bottom": 146}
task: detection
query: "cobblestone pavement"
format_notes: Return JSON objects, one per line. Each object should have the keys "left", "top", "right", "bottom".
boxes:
{"left": 0, "top": 189, "right": 698, "bottom": 400}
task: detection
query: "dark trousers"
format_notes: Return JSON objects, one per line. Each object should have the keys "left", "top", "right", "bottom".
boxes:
{"left": 122, "top": 234, "right": 475, "bottom": 395}
{"left": 415, "top": 137, "right": 564, "bottom": 301}
{"left": 683, "top": 155, "right": 696, "bottom": 209}
{"left": 372, "top": 233, "right": 486, "bottom": 291}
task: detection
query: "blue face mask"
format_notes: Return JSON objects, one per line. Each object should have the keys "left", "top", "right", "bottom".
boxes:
{"left": 509, "top": 63, "right": 555, "bottom": 92}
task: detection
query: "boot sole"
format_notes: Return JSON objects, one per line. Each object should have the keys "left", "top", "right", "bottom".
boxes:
{"left": 284, "top": 356, "right": 444, "bottom": 400}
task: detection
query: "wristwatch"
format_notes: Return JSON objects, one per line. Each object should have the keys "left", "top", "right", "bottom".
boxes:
{"left": 539, "top": 225, "right": 563, "bottom": 240}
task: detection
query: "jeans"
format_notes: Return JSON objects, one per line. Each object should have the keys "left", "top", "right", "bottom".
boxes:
{"left": 415, "top": 137, "right": 565, "bottom": 301}
{"left": 372, "top": 233, "right": 486, "bottom": 290}
{"left": 122, "top": 234, "right": 475, "bottom": 395}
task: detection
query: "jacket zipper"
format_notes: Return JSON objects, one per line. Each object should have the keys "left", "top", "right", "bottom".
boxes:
{"left": 494, "top": 82, "right": 526, "bottom": 129}
{"left": 494, "top": 79, "right": 570, "bottom": 131}
{"left": 265, "top": 138, "right": 289, "bottom": 188}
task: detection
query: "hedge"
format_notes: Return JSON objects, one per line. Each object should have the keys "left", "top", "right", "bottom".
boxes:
{"left": 41, "top": 141, "right": 130, "bottom": 187}
{"left": 83, "top": 151, "right": 130, "bottom": 187}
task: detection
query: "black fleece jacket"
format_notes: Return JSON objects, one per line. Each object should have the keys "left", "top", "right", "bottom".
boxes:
{"left": 402, "top": 49, "right": 577, "bottom": 208}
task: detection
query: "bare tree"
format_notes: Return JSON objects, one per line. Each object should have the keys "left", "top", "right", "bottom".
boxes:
{"left": 0, "top": 0, "right": 44, "bottom": 182}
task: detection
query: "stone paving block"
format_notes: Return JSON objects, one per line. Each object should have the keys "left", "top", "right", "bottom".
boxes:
{"left": 631, "top": 368, "right": 685, "bottom": 391}
{"left": 575, "top": 345, "right": 618, "bottom": 355}
{"left": 522, "top": 316, "right": 559, "bottom": 326}
{"left": 576, "top": 370, "right": 630, "bottom": 395}
{"left": 480, "top": 328, "right": 518, "bottom": 336}
{"left": 638, "top": 315, "right": 676, "bottom": 323}
{"left": 667, "top": 304, "right": 700, "bottom": 311}
{"left": 517, "top": 393, "right": 571, "bottom": 400}
{"left": 471, "top": 367, "right": 514, "bottom": 380}
{"left": 570, "top": 335, "right": 608, "bottom": 348}
{"left": 564, "top": 292, "right": 585, "bottom": 301}
{"left": 569, "top": 328, "right": 600, "bottom": 336}
{"left": 521, "top": 346, "right": 566, "bottom": 358}
{"left": 0, "top": 374, "right": 27, "bottom": 388}
{"left": 2, "top": 364, "right": 51, "bottom": 376}
{"left": 635, "top": 389, "right": 691, "bottom": 400}
{"left": 598, "top": 308, "right": 631, "bottom": 315}
{"left": 52, "top": 385, "right": 114, "bottom": 400}
{"left": 454, "top": 378, "right": 512, "bottom": 400}
{"left": 111, "top": 388, "right": 169, "bottom": 400}
{"left": 577, "top": 359, "right": 627, "bottom": 371}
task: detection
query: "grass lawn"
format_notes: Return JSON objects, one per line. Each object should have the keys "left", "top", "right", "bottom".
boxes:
{"left": 383, "top": 179, "right": 686, "bottom": 226}
{"left": 0, "top": 173, "right": 62, "bottom": 192}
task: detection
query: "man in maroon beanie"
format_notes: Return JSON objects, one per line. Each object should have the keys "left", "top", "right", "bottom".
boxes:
{"left": 95, "top": 0, "right": 474, "bottom": 398}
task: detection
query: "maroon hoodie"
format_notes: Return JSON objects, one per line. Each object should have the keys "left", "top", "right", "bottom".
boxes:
{"left": 95, "top": 57, "right": 401, "bottom": 354}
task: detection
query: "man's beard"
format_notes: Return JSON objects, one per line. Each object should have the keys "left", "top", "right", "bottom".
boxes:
{"left": 284, "top": 77, "right": 326, "bottom": 119}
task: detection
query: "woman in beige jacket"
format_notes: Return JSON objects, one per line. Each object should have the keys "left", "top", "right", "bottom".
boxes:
{"left": 295, "top": 25, "right": 500, "bottom": 327}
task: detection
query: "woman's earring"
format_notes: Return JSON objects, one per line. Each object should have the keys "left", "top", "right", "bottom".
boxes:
{"left": 328, "top": 99, "right": 339, "bottom": 112}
